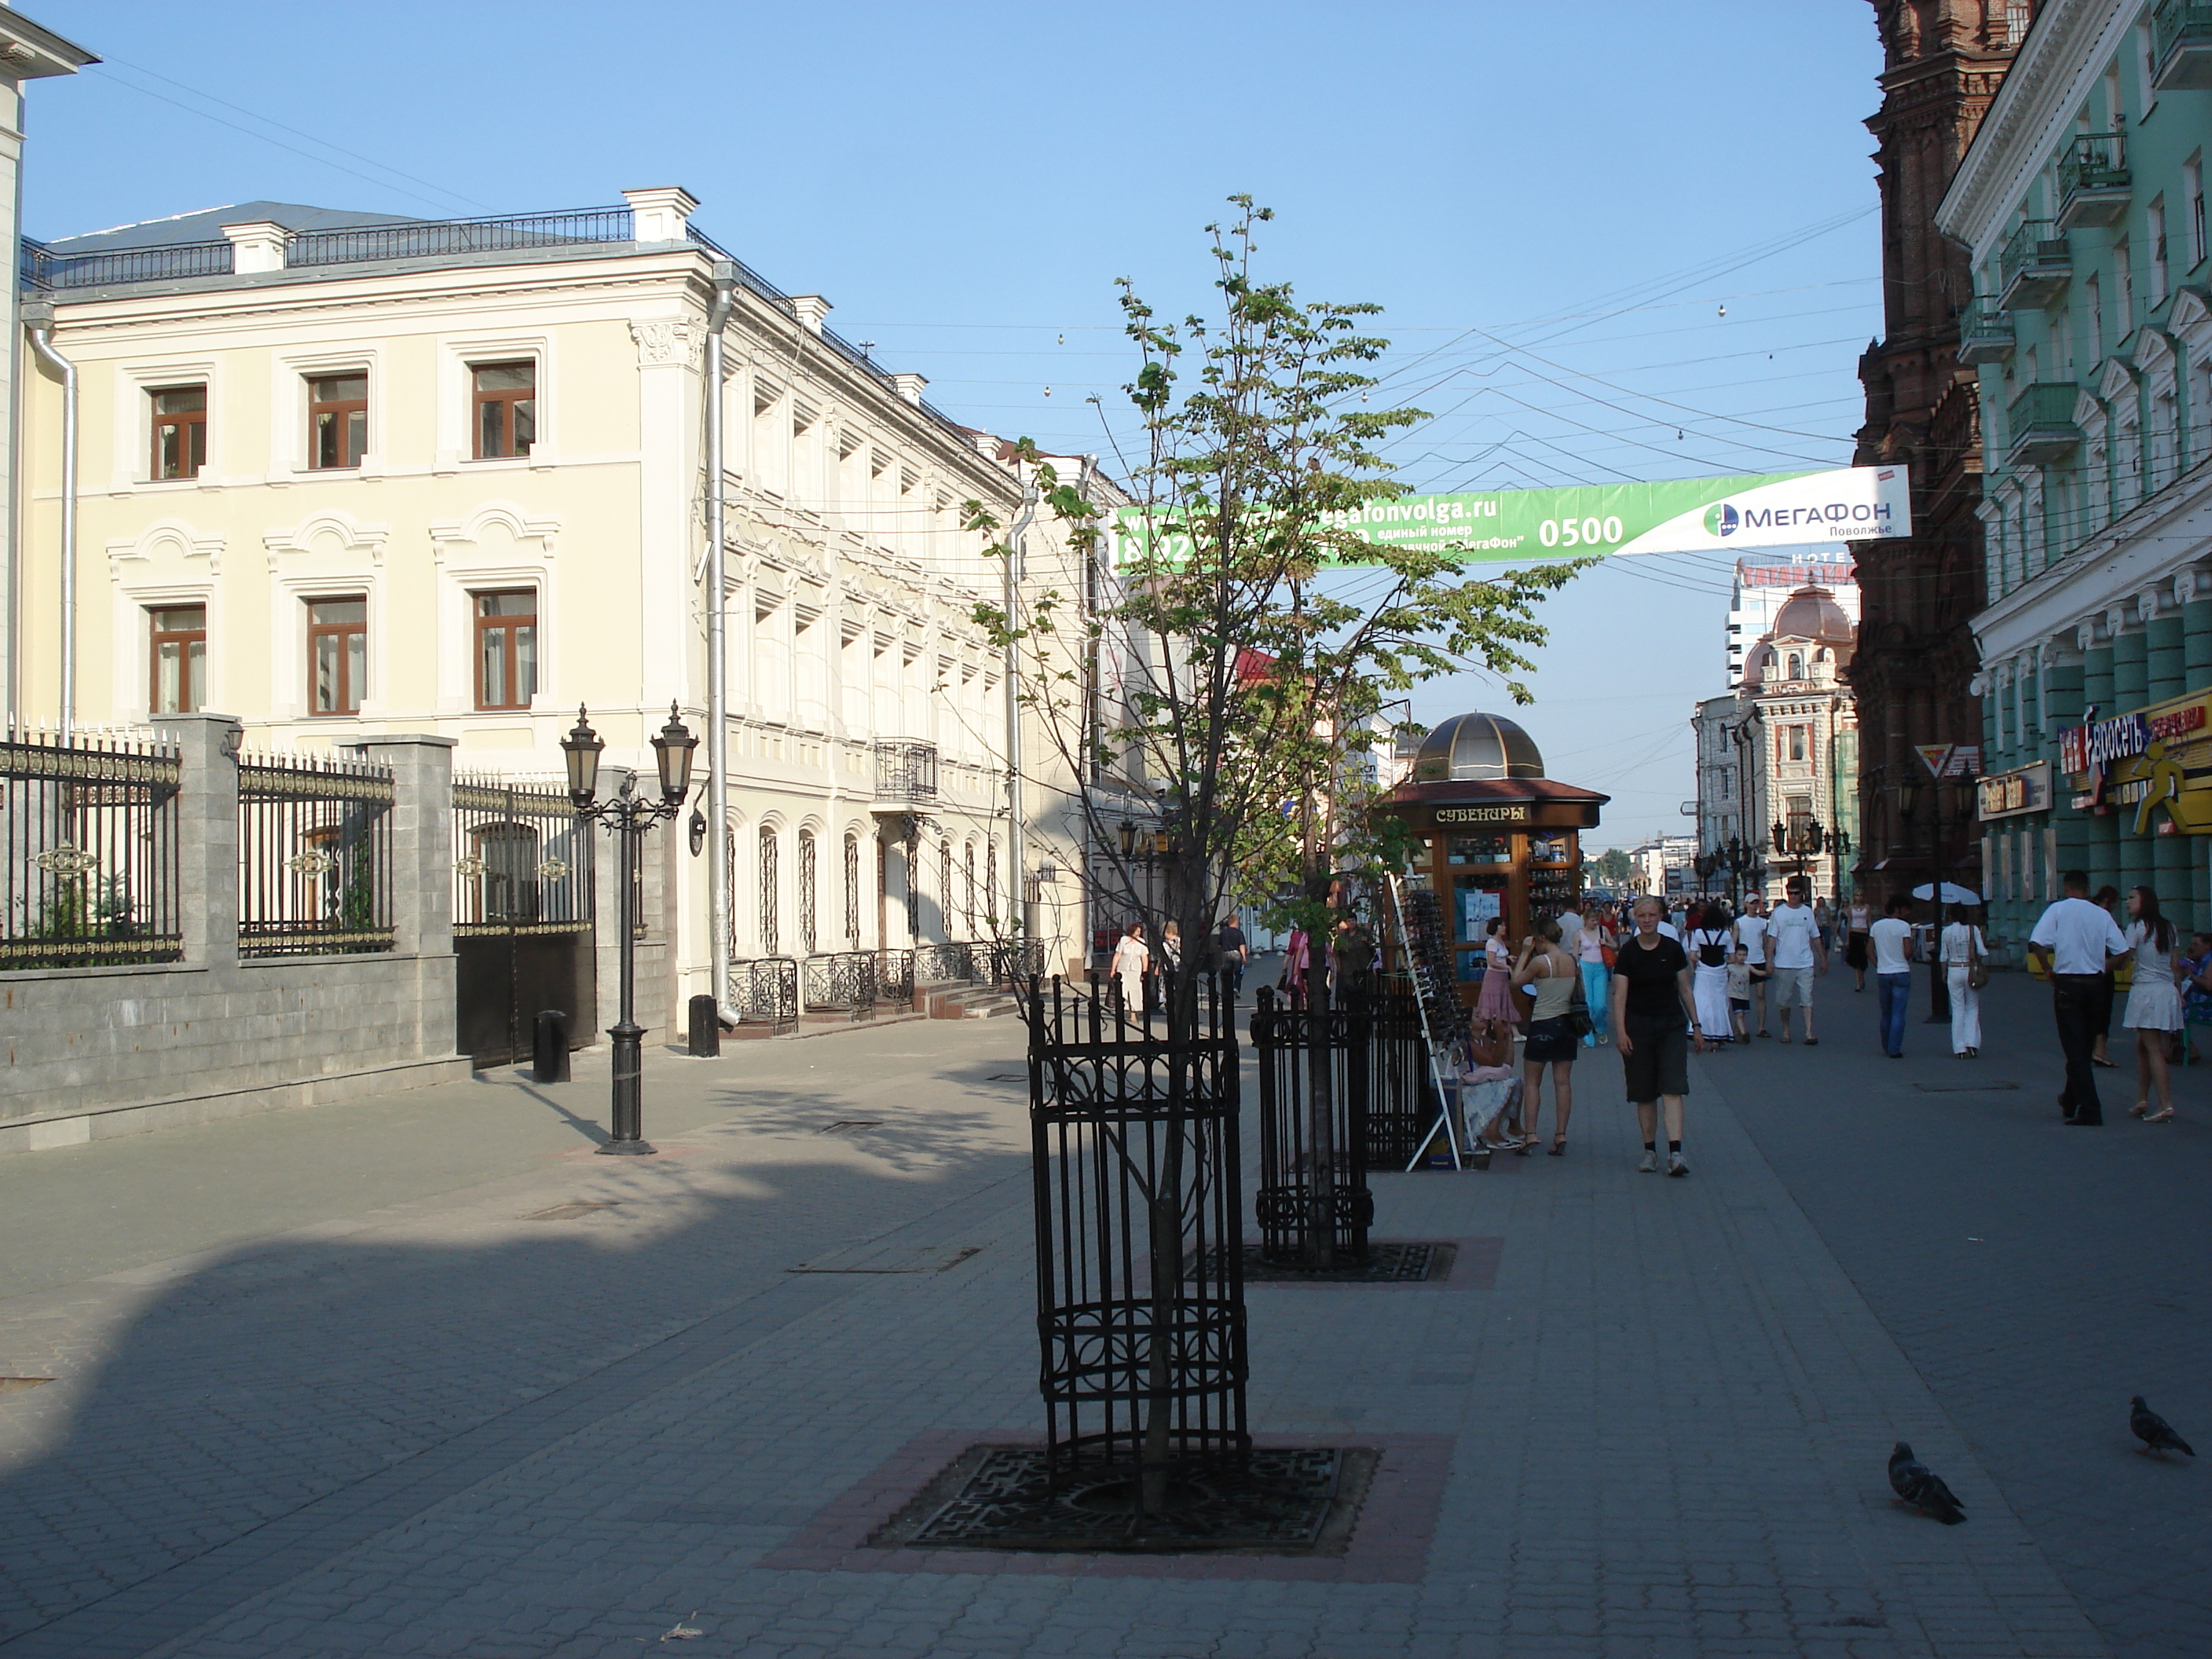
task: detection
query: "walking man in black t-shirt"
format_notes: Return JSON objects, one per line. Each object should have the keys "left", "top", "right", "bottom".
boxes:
{"left": 1609, "top": 895, "right": 1708, "bottom": 1176}
{"left": 1215, "top": 916, "right": 1249, "bottom": 999}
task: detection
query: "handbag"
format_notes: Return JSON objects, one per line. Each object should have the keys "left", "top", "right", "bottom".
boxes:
{"left": 1599, "top": 943, "right": 1617, "bottom": 969}
{"left": 1566, "top": 965, "right": 1595, "bottom": 1038}
{"left": 1968, "top": 930, "right": 1991, "bottom": 991}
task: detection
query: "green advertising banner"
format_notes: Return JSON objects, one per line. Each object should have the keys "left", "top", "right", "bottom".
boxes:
{"left": 1111, "top": 466, "right": 1910, "bottom": 566}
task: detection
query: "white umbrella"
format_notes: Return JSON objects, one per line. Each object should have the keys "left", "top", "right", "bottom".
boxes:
{"left": 1910, "top": 882, "right": 1981, "bottom": 906}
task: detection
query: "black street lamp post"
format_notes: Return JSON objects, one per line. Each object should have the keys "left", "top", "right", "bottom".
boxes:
{"left": 562, "top": 703, "right": 698, "bottom": 1155}
{"left": 1899, "top": 778, "right": 1952, "bottom": 1023}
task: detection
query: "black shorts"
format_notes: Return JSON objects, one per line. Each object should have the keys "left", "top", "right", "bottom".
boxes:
{"left": 1523, "top": 1014, "right": 1579, "bottom": 1063}
{"left": 1622, "top": 1012, "right": 1690, "bottom": 1101}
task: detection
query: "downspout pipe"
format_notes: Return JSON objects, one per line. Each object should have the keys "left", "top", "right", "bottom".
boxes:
{"left": 1003, "top": 478, "right": 1038, "bottom": 950}
{"left": 23, "top": 302, "right": 74, "bottom": 742}
{"left": 704, "top": 263, "right": 738, "bottom": 1026}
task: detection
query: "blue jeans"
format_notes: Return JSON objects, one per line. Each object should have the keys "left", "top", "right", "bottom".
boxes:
{"left": 1877, "top": 971, "right": 1911, "bottom": 1057}
{"left": 1580, "top": 961, "right": 1610, "bottom": 1046}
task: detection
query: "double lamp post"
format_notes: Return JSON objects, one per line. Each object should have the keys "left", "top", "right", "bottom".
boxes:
{"left": 562, "top": 703, "right": 698, "bottom": 1156}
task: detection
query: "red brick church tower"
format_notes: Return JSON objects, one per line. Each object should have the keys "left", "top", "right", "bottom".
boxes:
{"left": 1848, "top": 1, "right": 2026, "bottom": 903}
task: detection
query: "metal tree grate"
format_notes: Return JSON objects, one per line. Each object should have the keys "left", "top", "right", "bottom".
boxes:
{"left": 880, "top": 1444, "right": 1360, "bottom": 1553}
{"left": 1213, "top": 1240, "right": 1455, "bottom": 1285}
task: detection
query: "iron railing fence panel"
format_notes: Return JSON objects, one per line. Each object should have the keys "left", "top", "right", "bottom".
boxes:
{"left": 287, "top": 207, "right": 635, "bottom": 269}
{"left": 1251, "top": 980, "right": 1374, "bottom": 1265}
{"left": 1021, "top": 972, "right": 1247, "bottom": 1500}
{"left": 873, "top": 740, "right": 939, "bottom": 803}
{"left": 875, "top": 947, "right": 915, "bottom": 1005}
{"left": 20, "top": 236, "right": 236, "bottom": 291}
{"left": 451, "top": 774, "right": 595, "bottom": 938}
{"left": 802, "top": 950, "right": 877, "bottom": 1017}
{"left": 236, "top": 749, "right": 394, "bottom": 958}
{"left": 729, "top": 954, "right": 799, "bottom": 1033}
{"left": 2, "top": 728, "right": 182, "bottom": 969}
{"left": 915, "top": 939, "right": 976, "bottom": 985}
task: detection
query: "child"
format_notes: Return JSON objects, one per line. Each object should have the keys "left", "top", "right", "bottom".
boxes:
{"left": 1726, "top": 947, "right": 1753, "bottom": 1044}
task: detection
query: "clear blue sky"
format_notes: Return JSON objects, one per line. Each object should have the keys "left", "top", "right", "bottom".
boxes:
{"left": 23, "top": 1, "right": 1887, "bottom": 845}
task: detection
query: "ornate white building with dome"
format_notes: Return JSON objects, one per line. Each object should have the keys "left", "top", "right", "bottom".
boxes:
{"left": 1692, "top": 585, "right": 1862, "bottom": 906}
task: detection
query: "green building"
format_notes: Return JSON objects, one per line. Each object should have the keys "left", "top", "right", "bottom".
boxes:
{"left": 1939, "top": 0, "right": 2212, "bottom": 946}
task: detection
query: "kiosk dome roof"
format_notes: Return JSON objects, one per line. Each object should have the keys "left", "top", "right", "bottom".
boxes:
{"left": 1410, "top": 712, "right": 1545, "bottom": 782}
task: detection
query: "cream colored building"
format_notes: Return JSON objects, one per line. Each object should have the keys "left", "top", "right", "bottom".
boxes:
{"left": 11, "top": 186, "right": 1107, "bottom": 1022}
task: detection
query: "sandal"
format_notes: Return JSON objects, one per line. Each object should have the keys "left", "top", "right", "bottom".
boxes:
{"left": 1802, "top": 1037, "right": 1819, "bottom": 1046}
{"left": 2129, "top": 1101, "right": 2150, "bottom": 1119}
{"left": 2146, "top": 1107, "right": 2177, "bottom": 1123}
{"left": 1547, "top": 1136, "right": 1567, "bottom": 1157}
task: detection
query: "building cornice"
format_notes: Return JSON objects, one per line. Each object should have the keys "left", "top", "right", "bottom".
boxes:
{"left": 1936, "top": 0, "right": 2133, "bottom": 258}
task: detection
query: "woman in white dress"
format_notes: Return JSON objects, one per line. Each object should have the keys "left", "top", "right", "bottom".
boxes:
{"left": 1110, "top": 923, "right": 1150, "bottom": 1021}
{"left": 2121, "top": 885, "right": 2183, "bottom": 1122}
{"left": 1939, "top": 909, "right": 1989, "bottom": 1057}
{"left": 1686, "top": 903, "right": 1734, "bottom": 1048}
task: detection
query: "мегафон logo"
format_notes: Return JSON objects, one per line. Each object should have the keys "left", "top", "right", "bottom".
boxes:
{"left": 1705, "top": 502, "right": 1740, "bottom": 537}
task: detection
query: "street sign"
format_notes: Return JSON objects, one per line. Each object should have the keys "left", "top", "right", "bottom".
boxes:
{"left": 1916, "top": 744, "right": 1956, "bottom": 778}
{"left": 1114, "top": 466, "right": 1910, "bottom": 566}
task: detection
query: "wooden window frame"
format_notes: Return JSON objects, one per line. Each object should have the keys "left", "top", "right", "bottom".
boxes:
{"left": 148, "top": 603, "right": 207, "bottom": 714}
{"left": 307, "top": 372, "right": 368, "bottom": 470}
{"left": 470, "top": 359, "right": 537, "bottom": 460}
{"left": 471, "top": 588, "right": 537, "bottom": 712}
{"left": 306, "top": 595, "right": 368, "bottom": 716}
{"left": 148, "top": 383, "right": 207, "bottom": 480}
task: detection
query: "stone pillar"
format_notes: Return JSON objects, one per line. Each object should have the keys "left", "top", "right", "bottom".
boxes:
{"left": 151, "top": 712, "right": 242, "bottom": 969}
{"left": 2110, "top": 616, "right": 2148, "bottom": 710}
{"left": 347, "top": 734, "right": 456, "bottom": 958}
{"left": 2147, "top": 607, "right": 2186, "bottom": 703}
{"left": 2183, "top": 579, "right": 2212, "bottom": 687}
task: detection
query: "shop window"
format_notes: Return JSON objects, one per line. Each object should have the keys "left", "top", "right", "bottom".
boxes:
{"left": 307, "top": 595, "right": 367, "bottom": 715}
{"left": 148, "top": 603, "right": 206, "bottom": 713}
{"left": 1446, "top": 834, "right": 1512, "bottom": 865}
{"left": 471, "top": 361, "right": 536, "bottom": 459}
{"left": 149, "top": 384, "right": 207, "bottom": 479}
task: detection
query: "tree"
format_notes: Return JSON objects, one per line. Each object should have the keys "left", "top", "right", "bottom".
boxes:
{"left": 1592, "top": 848, "right": 1635, "bottom": 885}
{"left": 971, "top": 198, "right": 1587, "bottom": 1501}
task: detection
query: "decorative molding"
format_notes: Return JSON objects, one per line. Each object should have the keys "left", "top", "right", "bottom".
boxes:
{"left": 2138, "top": 586, "right": 2166, "bottom": 624}
{"left": 2097, "top": 355, "right": 2140, "bottom": 403}
{"left": 262, "top": 510, "right": 389, "bottom": 572}
{"left": 629, "top": 318, "right": 701, "bottom": 368}
{"left": 107, "top": 518, "right": 225, "bottom": 576}
{"left": 427, "top": 502, "right": 561, "bottom": 562}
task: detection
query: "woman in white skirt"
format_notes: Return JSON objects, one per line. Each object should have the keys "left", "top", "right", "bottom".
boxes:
{"left": 2122, "top": 885, "right": 2183, "bottom": 1122}
{"left": 1939, "top": 908, "right": 1989, "bottom": 1057}
{"left": 1686, "top": 903, "right": 1735, "bottom": 1047}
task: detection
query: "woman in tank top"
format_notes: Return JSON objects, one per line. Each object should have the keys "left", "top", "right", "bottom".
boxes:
{"left": 1845, "top": 898, "right": 1873, "bottom": 991}
{"left": 1511, "top": 919, "right": 1581, "bottom": 1155}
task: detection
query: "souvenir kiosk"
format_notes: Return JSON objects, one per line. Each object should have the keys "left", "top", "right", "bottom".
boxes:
{"left": 1379, "top": 712, "right": 1609, "bottom": 1013}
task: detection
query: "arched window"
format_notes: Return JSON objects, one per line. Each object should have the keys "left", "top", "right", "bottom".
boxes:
{"left": 797, "top": 829, "right": 818, "bottom": 956}
{"left": 844, "top": 833, "right": 862, "bottom": 945}
{"left": 986, "top": 839, "right": 999, "bottom": 927}
{"left": 964, "top": 842, "right": 977, "bottom": 935}
{"left": 1786, "top": 651, "right": 1804, "bottom": 679}
{"left": 723, "top": 822, "right": 740, "bottom": 955}
{"left": 940, "top": 840, "right": 954, "bottom": 940}
{"left": 759, "top": 826, "right": 779, "bottom": 954}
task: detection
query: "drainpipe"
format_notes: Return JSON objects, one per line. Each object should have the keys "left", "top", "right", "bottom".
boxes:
{"left": 22, "top": 302, "right": 74, "bottom": 742}
{"left": 704, "top": 262, "right": 738, "bottom": 1025}
{"left": 1004, "top": 477, "right": 1038, "bottom": 947}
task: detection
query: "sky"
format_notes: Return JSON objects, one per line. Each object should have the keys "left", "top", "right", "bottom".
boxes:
{"left": 20, "top": 1, "right": 1888, "bottom": 846}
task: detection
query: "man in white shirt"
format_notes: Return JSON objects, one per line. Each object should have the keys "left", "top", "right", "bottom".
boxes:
{"left": 1766, "top": 875, "right": 1827, "bottom": 1043}
{"left": 1734, "top": 894, "right": 1771, "bottom": 1038}
{"left": 2028, "top": 869, "right": 2130, "bottom": 1125}
{"left": 1868, "top": 895, "right": 1916, "bottom": 1058}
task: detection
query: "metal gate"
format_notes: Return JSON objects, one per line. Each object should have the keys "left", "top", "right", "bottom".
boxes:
{"left": 453, "top": 776, "right": 596, "bottom": 1067}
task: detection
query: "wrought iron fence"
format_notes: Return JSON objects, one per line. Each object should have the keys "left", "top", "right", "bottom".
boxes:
{"left": 1250, "top": 977, "right": 1379, "bottom": 1266}
{"left": 287, "top": 207, "right": 635, "bottom": 268}
{"left": 452, "top": 775, "right": 595, "bottom": 936}
{"left": 874, "top": 740, "right": 938, "bottom": 802}
{"left": 915, "top": 939, "right": 974, "bottom": 984}
{"left": 802, "top": 950, "right": 877, "bottom": 1017}
{"left": 20, "top": 236, "right": 236, "bottom": 291}
{"left": 1361, "top": 978, "right": 1443, "bottom": 1170}
{"left": 876, "top": 947, "right": 915, "bottom": 1005}
{"left": 1023, "top": 972, "right": 1247, "bottom": 1506}
{"left": 237, "top": 749, "right": 394, "bottom": 958}
{"left": 2, "top": 728, "right": 182, "bottom": 970}
{"left": 981, "top": 936, "right": 1047, "bottom": 987}
{"left": 730, "top": 955, "right": 800, "bottom": 1034}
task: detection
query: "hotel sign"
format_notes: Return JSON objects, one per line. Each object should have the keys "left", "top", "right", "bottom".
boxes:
{"left": 1976, "top": 761, "right": 2050, "bottom": 821}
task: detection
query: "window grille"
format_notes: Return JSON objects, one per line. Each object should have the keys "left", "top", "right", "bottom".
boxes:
{"left": 965, "top": 842, "right": 976, "bottom": 936}
{"left": 760, "top": 826, "right": 779, "bottom": 955}
{"left": 941, "top": 840, "right": 954, "bottom": 940}
{"left": 798, "top": 829, "right": 818, "bottom": 956}
{"left": 844, "top": 833, "right": 862, "bottom": 943}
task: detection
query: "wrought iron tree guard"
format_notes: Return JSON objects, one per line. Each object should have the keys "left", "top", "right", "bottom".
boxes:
{"left": 1361, "top": 977, "right": 1445, "bottom": 1170}
{"left": 1251, "top": 972, "right": 1375, "bottom": 1268}
{"left": 1024, "top": 970, "right": 1247, "bottom": 1521}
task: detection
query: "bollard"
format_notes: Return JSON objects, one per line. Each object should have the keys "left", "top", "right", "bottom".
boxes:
{"left": 533, "top": 1009, "right": 571, "bottom": 1082}
{"left": 687, "top": 993, "right": 721, "bottom": 1057}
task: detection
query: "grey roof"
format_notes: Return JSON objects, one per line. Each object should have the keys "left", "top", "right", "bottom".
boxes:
{"left": 1410, "top": 712, "right": 1546, "bottom": 782}
{"left": 42, "top": 201, "right": 422, "bottom": 252}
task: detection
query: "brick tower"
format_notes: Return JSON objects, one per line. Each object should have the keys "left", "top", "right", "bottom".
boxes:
{"left": 1848, "top": 1, "right": 2026, "bottom": 904}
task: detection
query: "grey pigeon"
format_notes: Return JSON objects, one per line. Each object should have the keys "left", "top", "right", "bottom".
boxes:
{"left": 2130, "top": 1397, "right": 2196, "bottom": 1458}
{"left": 1889, "top": 1441, "right": 1966, "bottom": 1524}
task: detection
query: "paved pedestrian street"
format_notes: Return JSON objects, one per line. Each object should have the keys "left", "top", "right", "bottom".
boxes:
{"left": 0, "top": 969, "right": 2203, "bottom": 1658}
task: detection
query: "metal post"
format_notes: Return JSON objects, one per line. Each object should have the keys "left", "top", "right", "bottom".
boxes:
{"left": 603, "top": 789, "right": 655, "bottom": 1154}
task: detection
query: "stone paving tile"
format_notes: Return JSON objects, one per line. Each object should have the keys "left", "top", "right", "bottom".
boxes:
{"left": 0, "top": 991, "right": 2130, "bottom": 1657}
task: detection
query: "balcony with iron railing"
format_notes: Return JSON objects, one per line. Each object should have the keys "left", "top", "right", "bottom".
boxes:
{"left": 1956, "top": 297, "right": 2014, "bottom": 365}
{"left": 873, "top": 740, "right": 939, "bottom": 805}
{"left": 2153, "top": 0, "right": 2212, "bottom": 90}
{"left": 2056, "top": 134, "right": 2130, "bottom": 230}
{"left": 2000, "top": 220, "right": 2071, "bottom": 309}
{"left": 2005, "top": 382, "right": 2084, "bottom": 465}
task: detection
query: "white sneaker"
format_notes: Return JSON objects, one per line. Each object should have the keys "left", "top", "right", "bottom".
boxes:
{"left": 1668, "top": 1152, "right": 1689, "bottom": 1177}
{"left": 1638, "top": 1150, "right": 1658, "bottom": 1174}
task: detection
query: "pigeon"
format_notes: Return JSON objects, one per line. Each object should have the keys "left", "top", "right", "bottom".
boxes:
{"left": 2130, "top": 1397, "right": 2196, "bottom": 1458}
{"left": 1889, "top": 1441, "right": 1966, "bottom": 1524}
